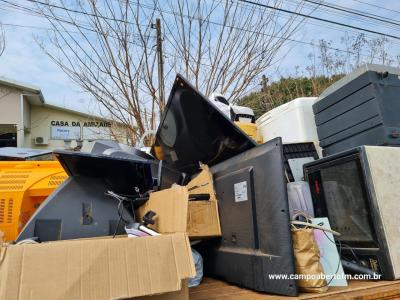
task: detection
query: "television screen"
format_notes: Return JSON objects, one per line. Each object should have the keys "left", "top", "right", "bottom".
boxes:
{"left": 311, "top": 159, "right": 377, "bottom": 246}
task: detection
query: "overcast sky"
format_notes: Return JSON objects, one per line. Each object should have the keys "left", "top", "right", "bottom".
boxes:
{"left": 1, "top": 0, "right": 400, "bottom": 114}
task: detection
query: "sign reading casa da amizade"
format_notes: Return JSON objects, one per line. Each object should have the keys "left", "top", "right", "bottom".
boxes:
{"left": 50, "top": 120, "right": 112, "bottom": 127}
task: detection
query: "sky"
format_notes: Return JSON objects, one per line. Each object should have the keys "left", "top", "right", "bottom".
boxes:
{"left": 1, "top": 0, "right": 400, "bottom": 114}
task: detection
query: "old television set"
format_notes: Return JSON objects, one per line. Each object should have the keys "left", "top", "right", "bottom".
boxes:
{"left": 197, "top": 138, "right": 298, "bottom": 296}
{"left": 17, "top": 150, "right": 154, "bottom": 242}
{"left": 304, "top": 146, "right": 400, "bottom": 279}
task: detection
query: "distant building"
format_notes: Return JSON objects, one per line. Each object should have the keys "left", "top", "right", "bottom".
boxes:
{"left": 0, "top": 76, "right": 130, "bottom": 151}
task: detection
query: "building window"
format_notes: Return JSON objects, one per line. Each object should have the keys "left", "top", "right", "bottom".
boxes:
{"left": 0, "top": 124, "right": 17, "bottom": 147}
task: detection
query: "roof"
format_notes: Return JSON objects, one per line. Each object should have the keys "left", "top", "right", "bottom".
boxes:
{"left": 0, "top": 76, "right": 45, "bottom": 105}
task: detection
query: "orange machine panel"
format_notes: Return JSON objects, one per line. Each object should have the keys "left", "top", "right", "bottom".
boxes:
{"left": 0, "top": 161, "right": 68, "bottom": 241}
{"left": 235, "top": 122, "right": 263, "bottom": 144}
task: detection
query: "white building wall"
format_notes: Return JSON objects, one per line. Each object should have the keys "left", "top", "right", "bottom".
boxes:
{"left": 0, "top": 86, "right": 22, "bottom": 146}
{"left": 29, "top": 105, "right": 128, "bottom": 152}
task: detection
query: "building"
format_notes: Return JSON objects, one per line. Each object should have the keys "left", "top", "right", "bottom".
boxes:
{"left": 0, "top": 76, "right": 130, "bottom": 151}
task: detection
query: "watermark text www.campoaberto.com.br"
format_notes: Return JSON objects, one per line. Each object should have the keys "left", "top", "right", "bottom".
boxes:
{"left": 269, "top": 273, "right": 381, "bottom": 281}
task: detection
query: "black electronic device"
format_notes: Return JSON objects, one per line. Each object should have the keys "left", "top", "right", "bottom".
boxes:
{"left": 341, "top": 259, "right": 380, "bottom": 279}
{"left": 197, "top": 138, "right": 298, "bottom": 296}
{"left": 304, "top": 146, "right": 400, "bottom": 279}
{"left": 55, "top": 150, "right": 154, "bottom": 195}
{"left": 17, "top": 147, "right": 157, "bottom": 242}
{"left": 151, "top": 74, "right": 256, "bottom": 175}
{"left": 313, "top": 64, "right": 400, "bottom": 156}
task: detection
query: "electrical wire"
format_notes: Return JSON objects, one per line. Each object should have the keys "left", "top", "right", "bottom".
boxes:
{"left": 303, "top": 0, "right": 400, "bottom": 28}
{"left": 105, "top": 190, "right": 132, "bottom": 238}
{"left": 2, "top": 0, "right": 390, "bottom": 59}
{"left": 348, "top": 0, "right": 400, "bottom": 16}
{"left": 23, "top": 0, "right": 139, "bottom": 27}
{"left": 0, "top": 0, "right": 153, "bottom": 38}
{"left": 217, "top": 0, "right": 400, "bottom": 43}
{"left": 238, "top": 0, "right": 400, "bottom": 40}
{"left": 3, "top": 0, "right": 398, "bottom": 104}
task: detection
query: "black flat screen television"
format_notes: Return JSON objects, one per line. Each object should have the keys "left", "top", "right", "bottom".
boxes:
{"left": 197, "top": 138, "right": 298, "bottom": 296}
{"left": 151, "top": 74, "right": 256, "bottom": 175}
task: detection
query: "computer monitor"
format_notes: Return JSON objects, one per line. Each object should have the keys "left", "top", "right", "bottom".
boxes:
{"left": 197, "top": 138, "right": 298, "bottom": 296}
{"left": 151, "top": 74, "right": 256, "bottom": 175}
{"left": 304, "top": 146, "right": 400, "bottom": 279}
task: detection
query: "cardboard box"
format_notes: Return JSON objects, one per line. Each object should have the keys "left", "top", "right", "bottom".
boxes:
{"left": 0, "top": 233, "right": 195, "bottom": 300}
{"left": 138, "top": 166, "right": 221, "bottom": 239}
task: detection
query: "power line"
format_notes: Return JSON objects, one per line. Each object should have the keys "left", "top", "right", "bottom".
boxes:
{"left": 238, "top": 0, "right": 400, "bottom": 40}
{"left": 304, "top": 0, "right": 400, "bottom": 27}
{"left": 213, "top": 0, "right": 400, "bottom": 50}
{"left": 143, "top": 0, "right": 391, "bottom": 58}
{"left": 0, "top": 0, "right": 366, "bottom": 58}
{"left": 0, "top": 0, "right": 154, "bottom": 39}
{"left": 3, "top": 0, "right": 394, "bottom": 63}
{"left": 14, "top": 0, "right": 400, "bottom": 48}
{"left": 275, "top": 0, "right": 400, "bottom": 33}
{"left": 1, "top": 22, "right": 61, "bottom": 32}
{"left": 23, "top": 0, "right": 399, "bottom": 42}
{"left": 23, "top": 0, "right": 139, "bottom": 26}
{"left": 348, "top": 0, "right": 400, "bottom": 16}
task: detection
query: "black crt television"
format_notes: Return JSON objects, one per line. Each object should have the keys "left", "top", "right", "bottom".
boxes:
{"left": 304, "top": 146, "right": 400, "bottom": 279}
{"left": 17, "top": 150, "right": 154, "bottom": 242}
{"left": 197, "top": 138, "right": 298, "bottom": 296}
{"left": 151, "top": 74, "right": 256, "bottom": 175}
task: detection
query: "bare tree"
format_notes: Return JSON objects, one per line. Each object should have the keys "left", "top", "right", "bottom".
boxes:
{"left": 33, "top": 0, "right": 308, "bottom": 144}
{"left": 34, "top": 0, "right": 160, "bottom": 144}
{"left": 238, "top": 32, "right": 400, "bottom": 117}
{"left": 157, "top": 0, "right": 307, "bottom": 101}
{"left": 315, "top": 33, "right": 400, "bottom": 77}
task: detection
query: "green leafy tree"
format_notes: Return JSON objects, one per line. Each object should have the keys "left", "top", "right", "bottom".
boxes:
{"left": 237, "top": 75, "right": 343, "bottom": 119}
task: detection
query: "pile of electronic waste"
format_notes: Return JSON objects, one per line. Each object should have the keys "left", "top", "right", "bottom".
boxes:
{"left": 1, "top": 64, "right": 400, "bottom": 300}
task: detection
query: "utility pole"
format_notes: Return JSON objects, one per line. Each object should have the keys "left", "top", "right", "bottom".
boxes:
{"left": 260, "top": 75, "right": 268, "bottom": 93}
{"left": 153, "top": 18, "right": 165, "bottom": 117}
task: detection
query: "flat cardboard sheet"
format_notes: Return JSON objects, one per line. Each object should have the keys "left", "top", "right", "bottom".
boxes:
{"left": 138, "top": 186, "right": 189, "bottom": 234}
{"left": 0, "top": 233, "right": 195, "bottom": 300}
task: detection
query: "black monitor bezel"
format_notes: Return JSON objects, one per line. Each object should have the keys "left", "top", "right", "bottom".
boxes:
{"left": 305, "top": 152, "right": 379, "bottom": 249}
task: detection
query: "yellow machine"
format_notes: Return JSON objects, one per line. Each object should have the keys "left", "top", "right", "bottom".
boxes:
{"left": 0, "top": 161, "right": 68, "bottom": 241}
{"left": 235, "top": 122, "right": 263, "bottom": 144}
